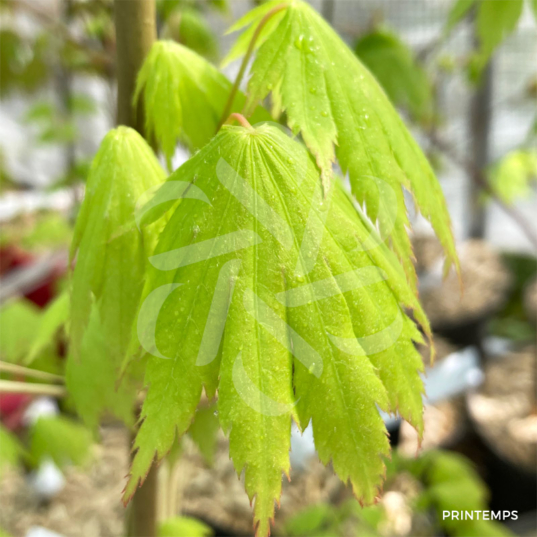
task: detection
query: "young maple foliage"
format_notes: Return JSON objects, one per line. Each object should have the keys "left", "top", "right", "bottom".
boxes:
{"left": 124, "top": 123, "right": 430, "bottom": 535}
{"left": 69, "top": 127, "right": 166, "bottom": 362}
{"left": 134, "top": 40, "right": 270, "bottom": 168}
{"left": 229, "top": 0, "right": 458, "bottom": 288}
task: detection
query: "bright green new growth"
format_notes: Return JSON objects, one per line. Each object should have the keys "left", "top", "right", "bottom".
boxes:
{"left": 232, "top": 0, "right": 457, "bottom": 286}
{"left": 134, "top": 40, "right": 269, "bottom": 168}
{"left": 70, "top": 126, "right": 166, "bottom": 363}
{"left": 125, "top": 123, "right": 428, "bottom": 535}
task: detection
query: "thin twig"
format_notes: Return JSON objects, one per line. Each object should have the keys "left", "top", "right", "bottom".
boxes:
{"left": 0, "top": 380, "right": 67, "bottom": 398}
{"left": 217, "top": 3, "right": 288, "bottom": 131}
{"left": 429, "top": 133, "right": 537, "bottom": 250}
{"left": 0, "top": 361, "right": 64, "bottom": 384}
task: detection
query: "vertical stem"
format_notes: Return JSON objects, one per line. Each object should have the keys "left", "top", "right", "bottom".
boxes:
{"left": 468, "top": 60, "right": 493, "bottom": 239}
{"left": 57, "top": 0, "right": 75, "bottom": 174}
{"left": 114, "top": 0, "right": 156, "bottom": 134}
{"left": 114, "top": 1, "right": 157, "bottom": 535}
{"left": 321, "top": 0, "right": 335, "bottom": 23}
{"left": 126, "top": 434, "right": 159, "bottom": 537}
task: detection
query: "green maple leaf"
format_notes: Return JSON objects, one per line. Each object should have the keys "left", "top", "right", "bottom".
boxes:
{"left": 230, "top": 0, "right": 458, "bottom": 285}
{"left": 187, "top": 403, "right": 220, "bottom": 465}
{"left": 70, "top": 126, "right": 166, "bottom": 362}
{"left": 66, "top": 307, "right": 140, "bottom": 431}
{"left": 124, "top": 122, "right": 428, "bottom": 535}
{"left": 134, "top": 40, "right": 270, "bottom": 168}
{"left": 27, "top": 291, "right": 69, "bottom": 365}
{"left": 476, "top": 0, "right": 523, "bottom": 58}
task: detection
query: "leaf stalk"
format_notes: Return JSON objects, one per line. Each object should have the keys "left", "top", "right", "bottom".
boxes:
{"left": 217, "top": 3, "right": 289, "bottom": 131}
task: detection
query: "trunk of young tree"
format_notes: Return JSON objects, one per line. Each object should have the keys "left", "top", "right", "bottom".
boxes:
{"left": 114, "top": 1, "right": 157, "bottom": 535}
{"left": 114, "top": 0, "right": 156, "bottom": 133}
{"left": 468, "top": 60, "right": 493, "bottom": 239}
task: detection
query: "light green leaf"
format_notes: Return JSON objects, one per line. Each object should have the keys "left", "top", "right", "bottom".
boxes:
{"left": 27, "top": 291, "right": 69, "bottom": 365}
{"left": 477, "top": 0, "right": 524, "bottom": 57}
{"left": 0, "top": 424, "right": 26, "bottom": 477}
{"left": 163, "top": 9, "right": 218, "bottom": 60}
{"left": 70, "top": 127, "right": 166, "bottom": 363}
{"left": 240, "top": 1, "right": 458, "bottom": 284}
{"left": 489, "top": 149, "right": 537, "bottom": 203}
{"left": 354, "top": 28, "right": 433, "bottom": 122}
{"left": 29, "top": 415, "right": 92, "bottom": 468}
{"left": 188, "top": 404, "right": 220, "bottom": 465}
{"left": 222, "top": 0, "right": 289, "bottom": 67}
{"left": 423, "top": 451, "right": 513, "bottom": 537}
{"left": 134, "top": 40, "right": 270, "bottom": 167}
{"left": 159, "top": 516, "right": 213, "bottom": 537}
{"left": 124, "top": 123, "right": 427, "bottom": 535}
{"left": 0, "top": 300, "right": 41, "bottom": 363}
{"left": 66, "top": 307, "right": 139, "bottom": 431}
{"left": 445, "top": 0, "right": 476, "bottom": 34}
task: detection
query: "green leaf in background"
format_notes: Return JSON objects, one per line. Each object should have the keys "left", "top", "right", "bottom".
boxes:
{"left": 66, "top": 308, "right": 139, "bottom": 431}
{"left": 163, "top": 9, "right": 218, "bottom": 60}
{"left": 124, "top": 123, "right": 428, "bottom": 535}
{"left": 134, "top": 40, "right": 269, "bottom": 168}
{"left": 159, "top": 516, "right": 213, "bottom": 537}
{"left": 354, "top": 28, "right": 433, "bottom": 122}
{"left": 489, "top": 149, "right": 537, "bottom": 203}
{"left": 187, "top": 404, "right": 220, "bottom": 465}
{"left": 237, "top": 0, "right": 458, "bottom": 286}
{"left": 29, "top": 415, "right": 92, "bottom": 468}
{"left": 445, "top": 0, "right": 475, "bottom": 34}
{"left": 422, "top": 451, "right": 513, "bottom": 537}
{"left": 26, "top": 291, "right": 69, "bottom": 365}
{"left": 477, "top": 0, "right": 524, "bottom": 57}
{"left": 69, "top": 127, "right": 166, "bottom": 363}
{"left": 284, "top": 503, "right": 337, "bottom": 536}
{"left": 0, "top": 425, "right": 26, "bottom": 478}
{"left": 0, "top": 300, "right": 41, "bottom": 363}
{"left": 222, "top": 0, "right": 289, "bottom": 67}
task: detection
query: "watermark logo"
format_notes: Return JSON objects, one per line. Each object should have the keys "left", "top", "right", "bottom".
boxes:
{"left": 135, "top": 121, "right": 402, "bottom": 416}
{"left": 443, "top": 511, "right": 518, "bottom": 522}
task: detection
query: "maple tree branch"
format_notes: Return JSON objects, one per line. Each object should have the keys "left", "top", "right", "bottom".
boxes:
{"left": 217, "top": 3, "right": 288, "bottom": 131}
{"left": 0, "top": 379, "right": 67, "bottom": 398}
{"left": 0, "top": 361, "right": 64, "bottom": 384}
{"left": 429, "top": 133, "right": 537, "bottom": 251}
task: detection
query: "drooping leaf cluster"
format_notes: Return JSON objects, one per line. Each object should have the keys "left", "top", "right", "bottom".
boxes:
{"left": 124, "top": 123, "right": 430, "bottom": 535}
{"left": 231, "top": 0, "right": 457, "bottom": 285}
{"left": 134, "top": 40, "right": 269, "bottom": 168}
{"left": 66, "top": 2, "right": 462, "bottom": 535}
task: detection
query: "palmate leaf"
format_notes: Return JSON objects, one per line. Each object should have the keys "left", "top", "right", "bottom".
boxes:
{"left": 232, "top": 0, "right": 457, "bottom": 285}
{"left": 134, "top": 40, "right": 270, "bottom": 168}
{"left": 124, "top": 123, "right": 428, "bottom": 535}
{"left": 70, "top": 127, "right": 166, "bottom": 361}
